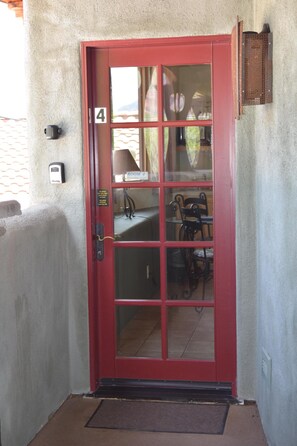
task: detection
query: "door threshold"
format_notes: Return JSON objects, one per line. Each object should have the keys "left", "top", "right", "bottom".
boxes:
{"left": 87, "top": 379, "right": 237, "bottom": 403}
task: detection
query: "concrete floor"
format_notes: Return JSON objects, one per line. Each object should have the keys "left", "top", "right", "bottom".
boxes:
{"left": 29, "top": 395, "right": 268, "bottom": 446}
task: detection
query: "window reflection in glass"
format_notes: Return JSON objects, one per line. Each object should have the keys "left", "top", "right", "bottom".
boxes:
{"left": 163, "top": 65, "right": 212, "bottom": 121}
{"left": 110, "top": 66, "right": 158, "bottom": 123}
{"left": 112, "top": 128, "right": 159, "bottom": 182}
{"left": 164, "top": 126, "right": 212, "bottom": 182}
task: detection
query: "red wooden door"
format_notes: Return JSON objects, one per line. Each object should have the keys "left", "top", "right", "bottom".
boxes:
{"left": 82, "top": 36, "right": 236, "bottom": 393}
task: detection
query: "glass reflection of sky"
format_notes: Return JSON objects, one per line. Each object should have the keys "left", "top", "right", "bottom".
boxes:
{"left": 110, "top": 67, "right": 139, "bottom": 112}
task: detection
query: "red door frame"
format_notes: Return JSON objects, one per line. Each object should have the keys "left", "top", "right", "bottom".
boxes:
{"left": 81, "top": 35, "right": 236, "bottom": 394}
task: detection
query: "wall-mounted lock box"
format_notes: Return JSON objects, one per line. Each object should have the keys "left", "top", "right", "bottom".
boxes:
{"left": 242, "top": 25, "right": 272, "bottom": 105}
{"left": 49, "top": 162, "right": 65, "bottom": 184}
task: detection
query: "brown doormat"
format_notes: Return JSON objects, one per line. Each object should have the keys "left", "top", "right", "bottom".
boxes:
{"left": 86, "top": 399, "right": 229, "bottom": 434}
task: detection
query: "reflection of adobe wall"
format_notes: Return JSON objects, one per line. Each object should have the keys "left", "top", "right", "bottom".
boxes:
{"left": 112, "top": 113, "right": 140, "bottom": 163}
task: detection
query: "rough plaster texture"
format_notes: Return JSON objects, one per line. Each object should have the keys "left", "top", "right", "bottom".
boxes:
{"left": 235, "top": 109, "right": 257, "bottom": 400}
{"left": 0, "top": 205, "right": 70, "bottom": 446}
{"left": 252, "top": 2, "right": 297, "bottom": 445}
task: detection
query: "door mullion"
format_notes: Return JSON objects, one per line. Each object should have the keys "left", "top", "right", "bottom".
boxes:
{"left": 157, "top": 63, "right": 168, "bottom": 360}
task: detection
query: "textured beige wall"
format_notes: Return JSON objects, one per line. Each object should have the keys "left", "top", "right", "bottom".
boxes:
{"left": 253, "top": 2, "right": 297, "bottom": 446}
{"left": 24, "top": 0, "right": 255, "bottom": 397}
{"left": 235, "top": 108, "right": 257, "bottom": 399}
{"left": 0, "top": 205, "right": 70, "bottom": 446}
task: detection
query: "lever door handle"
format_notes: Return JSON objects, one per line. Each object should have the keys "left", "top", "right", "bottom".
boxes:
{"left": 95, "top": 223, "right": 121, "bottom": 261}
{"left": 96, "top": 234, "right": 121, "bottom": 242}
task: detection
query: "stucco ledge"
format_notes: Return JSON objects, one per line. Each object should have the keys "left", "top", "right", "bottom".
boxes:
{"left": 0, "top": 202, "right": 67, "bottom": 236}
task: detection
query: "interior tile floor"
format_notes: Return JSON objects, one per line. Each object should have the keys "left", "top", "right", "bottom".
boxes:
{"left": 118, "top": 306, "right": 214, "bottom": 360}
{"left": 29, "top": 395, "right": 268, "bottom": 446}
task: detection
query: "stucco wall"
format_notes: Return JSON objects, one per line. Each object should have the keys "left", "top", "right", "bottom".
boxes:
{"left": 253, "top": 3, "right": 297, "bottom": 446}
{"left": 24, "top": 0, "right": 255, "bottom": 397}
{"left": 235, "top": 108, "right": 257, "bottom": 399}
{"left": 0, "top": 205, "right": 70, "bottom": 446}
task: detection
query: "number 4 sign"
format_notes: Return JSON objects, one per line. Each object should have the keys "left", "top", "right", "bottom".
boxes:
{"left": 94, "top": 107, "right": 107, "bottom": 124}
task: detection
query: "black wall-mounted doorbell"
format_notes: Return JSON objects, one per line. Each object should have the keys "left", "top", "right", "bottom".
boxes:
{"left": 44, "top": 125, "right": 62, "bottom": 140}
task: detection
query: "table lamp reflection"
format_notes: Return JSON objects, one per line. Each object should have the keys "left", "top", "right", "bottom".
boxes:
{"left": 113, "top": 149, "right": 140, "bottom": 219}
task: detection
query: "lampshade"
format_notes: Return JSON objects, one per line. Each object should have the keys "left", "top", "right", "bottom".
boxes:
{"left": 113, "top": 149, "right": 140, "bottom": 176}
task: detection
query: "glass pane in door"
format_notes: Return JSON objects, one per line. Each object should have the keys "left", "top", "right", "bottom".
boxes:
{"left": 113, "top": 188, "right": 159, "bottom": 241}
{"left": 164, "top": 125, "right": 212, "bottom": 182}
{"left": 163, "top": 65, "right": 212, "bottom": 121}
{"left": 167, "top": 307, "right": 214, "bottom": 360}
{"left": 112, "top": 127, "right": 159, "bottom": 182}
{"left": 165, "top": 187, "right": 213, "bottom": 242}
{"left": 110, "top": 66, "right": 158, "bottom": 122}
{"left": 116, "top": 305, "right": 161, "bottom": 357}
{"left": 166, "top": 247, "right": 214, "bottom": 301}
{"left": 115, "top": 247, "right": 160, "bottom": 300}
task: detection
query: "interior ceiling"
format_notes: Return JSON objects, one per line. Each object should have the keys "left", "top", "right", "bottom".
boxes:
{"left": 1, "top": 0, "right": 23, "bottom": 18}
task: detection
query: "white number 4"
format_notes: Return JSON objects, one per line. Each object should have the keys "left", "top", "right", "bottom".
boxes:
{"left": 94, "top": 107, "right": 107, "bottom": 124}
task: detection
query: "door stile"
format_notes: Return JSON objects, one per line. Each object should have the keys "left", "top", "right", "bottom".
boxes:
{"left": 157, "top": 63, "right": 168, "bottom": 361}
{"left": 93, "top": 48, "right": 117, "bottom": 378}
{"left": 81, "top": 46, "right": 100, "bottom": 391}
{"left": 212, "top": 41, "right": 236, "bottom": 382}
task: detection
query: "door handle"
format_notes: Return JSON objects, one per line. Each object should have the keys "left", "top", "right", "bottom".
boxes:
{"left": 95, "top": 223, "right": 120, "bottom": 261}
{"left": 96, "top": 235, "right": 119, "bottom": 242}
